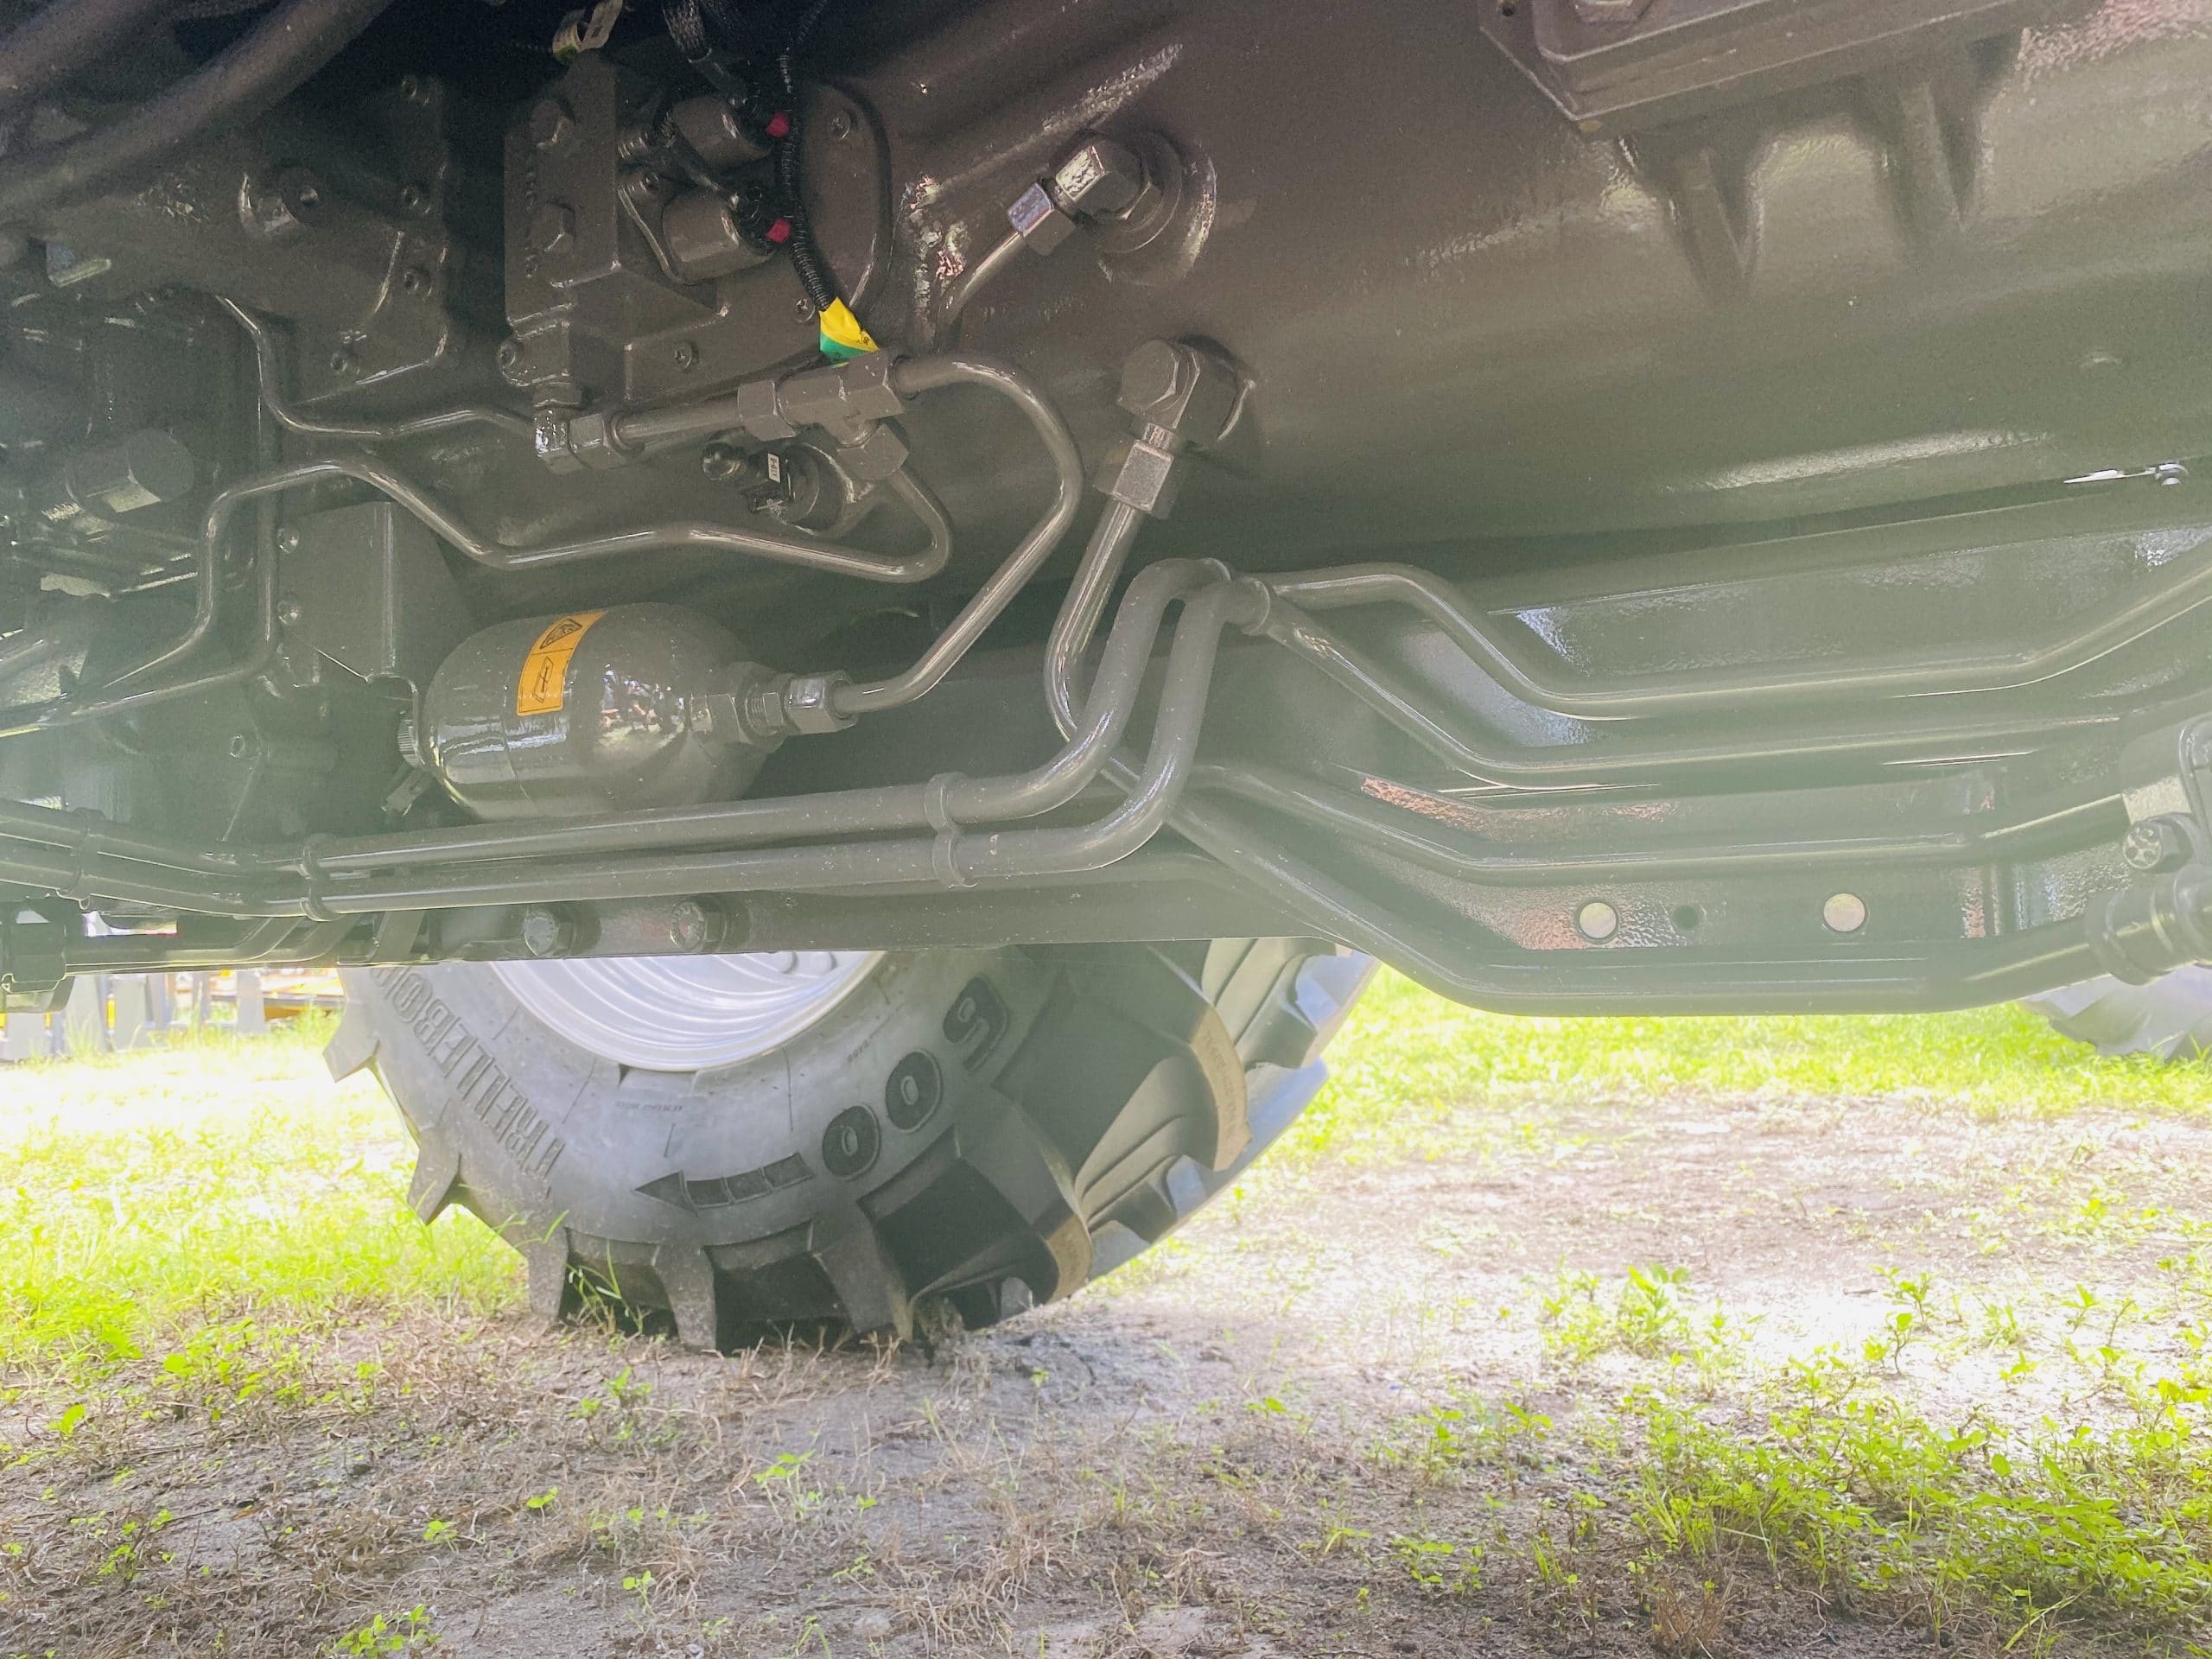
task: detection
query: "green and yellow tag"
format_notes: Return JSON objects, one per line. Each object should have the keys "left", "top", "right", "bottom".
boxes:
{"left": 817, "top": 298, "right": 879, "bottom": 362}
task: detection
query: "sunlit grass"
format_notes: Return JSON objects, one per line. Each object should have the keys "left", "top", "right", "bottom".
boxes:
{"left": 9, "top": 974, "right": 2210, "bottom": 1370}
{"left": 1281, "top": 970, "right": 2212, "bottom": 1169}
{"left": 1627, "top": 1366, "right": 2212, "bottom": 1646}
{"left": 8, "top": 975, "right": 2212, "bottom": 1649}
{"left": 0, "top": 1016, "right": 517, "bottom": 1378}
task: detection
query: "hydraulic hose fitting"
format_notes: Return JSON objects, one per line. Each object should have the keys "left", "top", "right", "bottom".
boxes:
{"left": 942, "top": 133, "right": 1179, "bottom": 329}
{"left": 1094, "top": 340, "right": 1243, "bottom": 518}
{"left": 1008, "top": 136, "right": 1158, "bottom": 257}
{"left": 2083, "top": 862, "right": 2212, "bottom": 983}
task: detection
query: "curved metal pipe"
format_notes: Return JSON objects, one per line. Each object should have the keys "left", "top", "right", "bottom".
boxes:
{"left": 0, "top": 562, "right": 1230, "bottom": 925}
{"left": 940, "top": 227, "right": 1026, "bottom": 331}
{"left": 1046, "top": 498, "right": 1147, "bottom": 739}
{"left": 1271, "top": 545, "right": 2212, "bottom": 721}
{"left": 301, "top": 559, "right": 1217, "bottom": 876}
{"left": 0, "top": 0, "right": 395, "bottom": 224}
{"left": 0, "top": 0, "right": 183, "bottom": 129}
{"left": 951, "top": 580, "right": 1260, "bottom": 881}
{"left": 1254, "top": 594, "right": 2120, "bottom": 789}
{"left": 219, "top": 297, "right": 532, "bottom": 443}
{"left": 1193, "top": 763, "right": 2121, "bottom": 887}
{"left": 830, "top": 353, "right": 1086, "bottom": 716}
{"left": 216, "top": 451, "right": 955, "bottom": 583}
{"left": 0, "top": 467, "right": 283, "bottom": 739}
{"left": 296, "top": 574, "right": 1254, "bottom": 912}
{"left": 67, "top": 918, "right": 350, "bottom": 969}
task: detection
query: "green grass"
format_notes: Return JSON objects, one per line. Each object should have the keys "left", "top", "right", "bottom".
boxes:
{"left": 0, "top": 1017, "right": 516, "bottom": 1380}
{"left": 8, "top": 976, "right": 2212, "bottom": 1651}
{"left": 1627, "top": 1370, "right": 2212, "bottom": 1647}
{"left": 1282, "top": 972, "right": 2212, "bottom": 1170}
{"left": 1274, "top": 975, "right": 2212, "bottom": 1649}
{"left": 3, "top": 977, "right": 2205, "bottom": 1374}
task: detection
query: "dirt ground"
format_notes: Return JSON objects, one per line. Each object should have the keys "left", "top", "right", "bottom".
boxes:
{"left": 6, "top": 1000, "right": 2212, "bottom": 1657}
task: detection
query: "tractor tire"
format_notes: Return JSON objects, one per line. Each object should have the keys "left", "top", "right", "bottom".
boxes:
{"left": 327, "top": 941, "right": 1370, "bottom": 1347}
{"left": 2018, "top": 966, "right": 2212, "bottom": 1060}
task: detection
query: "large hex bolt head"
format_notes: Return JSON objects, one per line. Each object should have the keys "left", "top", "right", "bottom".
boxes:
{"left": 1119, "top": 340, "right": 1192, "bottom": 418}
{"left": 1050, "top": 136, "right": 1147, "bottom": 219}
{"left": 1116, "top": 339, "right": 1243, "bottom": 448}
{"left": 665, "top": 899, "right": 724, "bottom": 954}
{"left": 2122, "top": 815, "right": 2196, "bottom": 875}
{"left": 519, "top": 906, "right": 577, "bottom": 958}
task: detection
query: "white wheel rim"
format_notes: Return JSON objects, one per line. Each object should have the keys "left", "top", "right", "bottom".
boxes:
{"left": 491, "top": 950, "right": 885, "bottom": 1071}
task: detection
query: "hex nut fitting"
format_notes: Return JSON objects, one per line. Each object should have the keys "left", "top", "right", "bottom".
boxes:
{"left": 691, "top": 664, "right": 855, "bottom": 745}
{"left": 834, "top": 423, "right": 909, "bottom": 485}
{"left": 1095, "top": 435, "right": 1182, "bottom": 518}
{"left": 534, "top": 409, "right": 636, "bottom": 473}
{"left": 568, "top": 409, "right": 637, "bottom": 469}
{"left": 779, "top": 671, "right": 856, "bottom": 735}
{"left": 731, "top": 378, "right": 798, "bottom": 442}
{"left": 1007, "top": 181, "right": 1076, "bottom": 254}
{"left": 690, "top": 662, "right": 791, "bottom": 753}
{"left": 774, "top": 356, "right": 906, "bottom": 443}
{"left": 532, "top": 410, "right": 582, "bottom": 474}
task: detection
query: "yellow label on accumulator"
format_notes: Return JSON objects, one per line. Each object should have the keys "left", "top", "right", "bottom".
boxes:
{"left": 516, "top": 610, "right": 604, "bottom": 716}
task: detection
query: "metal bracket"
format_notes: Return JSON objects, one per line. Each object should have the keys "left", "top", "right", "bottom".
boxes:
{"left": 278, "top": 501, "right": 474, "bottom": 690}
{"left": 1477, "top": 0, "right": 2086, "bottom": 133}
{"left": 0, "top": 916, "right": 68, "bottom": 1009}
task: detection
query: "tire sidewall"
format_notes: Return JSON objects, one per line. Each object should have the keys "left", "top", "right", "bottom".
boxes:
{"left": 341, "top": 950, "right": 1039, "bottom": 1251}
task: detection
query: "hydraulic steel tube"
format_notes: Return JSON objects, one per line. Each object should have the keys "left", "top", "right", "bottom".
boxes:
{"left": 0, "top": 834, "right": 287, "bottom": 914}
{"left": 292, "top": 575, "right": 1254, "bottom": 912}
{"left": 219, "top": 297, "right": 533, "bottom": 444}
{"left": 0, "top": 0, "right": 396, "bottom": 224}
{"left": 1046, "top": 498, "right": 1147, "bottom": 738}
{"left": 64, "top": 918, "right": 338, "bottom": 970}
{"left": 830, "top": 354, "right": 1087, "bottom": 716}
{"left": 940, "top": 228, "right": 1026, "bottom": 330}
{"left": 1253, "top": 594, "right": 2121, "bottom": 789}
{"left": 1192, "top": 764, "right": 2121, "bottom": 887}
{"left": 0, "top": 0, "right": 184, "bottom": 128}
{"left": 1, "top": 395, "right": 954, "bottom": 740}
{"left": 0, "top": 461, "right": 284, "bottom": 739}
{"left": 0, "top": 563, "right": 1240, "bottom": 915}
{"left": 1271, "top": 544, "right": 2212, "bottom": 721}
{"left": 296, "top": 558, "right": 1217, "bottom": 877}
{"left": 0, "top": 629, "right": 74, "bottom": 685}
{"left": 200, "top": 451, "right": 955, "bottom": 584}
